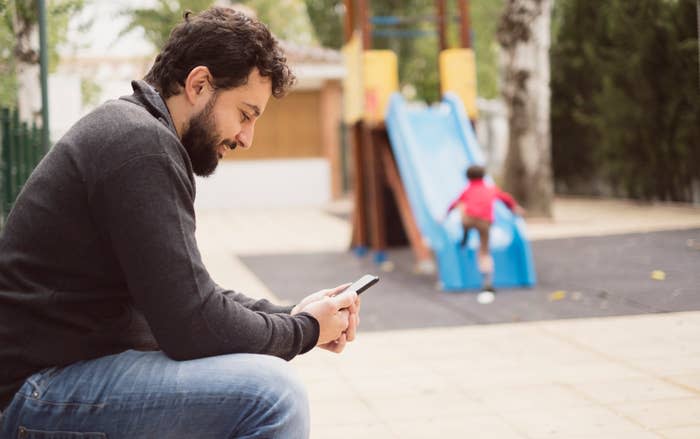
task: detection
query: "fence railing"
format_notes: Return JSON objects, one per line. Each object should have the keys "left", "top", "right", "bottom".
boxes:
{"left": 1, "top": 107, "right": 45, "bottom": 226}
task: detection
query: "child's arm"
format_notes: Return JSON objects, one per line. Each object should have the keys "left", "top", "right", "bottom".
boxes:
{"left": 442, "top": 190, "right": 466, "bottom": 223}
{"left": 496, "top": 189, "right": 525, "bottom": 216}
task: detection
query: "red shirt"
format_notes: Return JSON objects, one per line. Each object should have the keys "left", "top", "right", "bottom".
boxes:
{"left": 446, "top": 179, "right": 517, "bottom": 222}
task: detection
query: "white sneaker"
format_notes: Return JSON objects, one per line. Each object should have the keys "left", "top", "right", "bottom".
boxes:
{"left": 476, "top": 290, "right": 495, "bottom": 304}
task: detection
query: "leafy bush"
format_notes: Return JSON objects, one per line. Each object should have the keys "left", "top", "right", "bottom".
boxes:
{"left": 551, "top": 0, "right": 700, "bottom": 201}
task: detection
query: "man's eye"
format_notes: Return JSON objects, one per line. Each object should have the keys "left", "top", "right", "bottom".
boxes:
{"left": 240, "top": 111, "right": 250, "bottom": 122}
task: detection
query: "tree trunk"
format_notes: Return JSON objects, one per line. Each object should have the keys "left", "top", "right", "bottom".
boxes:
{"left": 497, "top": 0, "right": 554, "bottom": 217}
{"left": 12, "top": 0, "right": 41, "bottom": 124}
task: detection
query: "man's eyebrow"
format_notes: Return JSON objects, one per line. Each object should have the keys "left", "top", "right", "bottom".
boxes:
{"left": 243, "top": 102, "right": 261, "bottom": 117}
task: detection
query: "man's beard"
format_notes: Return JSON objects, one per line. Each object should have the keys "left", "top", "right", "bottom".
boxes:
{"left": 180, "top": 96, "right": 228, "bottom": 177}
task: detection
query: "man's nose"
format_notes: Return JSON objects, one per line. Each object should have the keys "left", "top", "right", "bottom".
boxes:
{"left": 236, "top": 125, "right": 254, "bottom": 149}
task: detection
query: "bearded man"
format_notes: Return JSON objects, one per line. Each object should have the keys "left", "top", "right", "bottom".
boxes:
{"left": 0, "top": 7, "right": 360, "bottom": 438}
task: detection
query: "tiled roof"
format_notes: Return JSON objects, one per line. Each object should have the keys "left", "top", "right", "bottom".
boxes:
{"left": 279, "top": 41, "right": 342, "bottom": 65}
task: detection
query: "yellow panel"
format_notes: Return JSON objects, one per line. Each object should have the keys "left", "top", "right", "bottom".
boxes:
{"left": 227, "top": 90, "right": 322, "bottom": 160}
{"left": 439, "top": 48, "right": 479, "bottom": 119}
{"left": 363, "top": 50, "right": 399, "bottom": 123}
{"left": 341, "top": 32, "right": 364, "bottom": 124}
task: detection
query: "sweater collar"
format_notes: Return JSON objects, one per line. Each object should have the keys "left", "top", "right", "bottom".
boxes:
{"left": 120, "top": 80, "right": 178, "bottom": 138}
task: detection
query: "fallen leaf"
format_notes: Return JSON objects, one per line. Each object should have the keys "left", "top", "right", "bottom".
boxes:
{"left": 548, "top": 290, "right": 566, "bottom": 301}
{"left": 651, "top": 270, "right": 666, "bottom": 281}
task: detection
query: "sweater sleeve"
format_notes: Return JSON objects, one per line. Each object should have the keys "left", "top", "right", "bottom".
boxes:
{"left": 495, "top": 188, "right": 517, "bottom": 210}
{"left": 446, "top": 189, "right": 466, "bottom": 213}
{"left": 219, "top": 286, "right": 294, "bottom": 314}
{"left": 92, "top": 152, "right": 318, "bottom": 361}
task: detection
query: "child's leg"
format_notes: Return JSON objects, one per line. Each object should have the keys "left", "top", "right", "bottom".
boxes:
{"left": 460, "top": 214, "right": 475, "bottom": 247}
{"left": 460, "top": 225, "right": 471, "bottom": 247}
{"left": 475, "top": 220, "right": 494, "bottom": 290}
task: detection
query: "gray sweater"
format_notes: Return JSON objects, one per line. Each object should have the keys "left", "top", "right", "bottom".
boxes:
{"left": 0, "top": 81, "right": 319, "bottom": 409}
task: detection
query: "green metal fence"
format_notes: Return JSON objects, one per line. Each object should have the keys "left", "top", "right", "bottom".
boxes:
{"left": 1, "top": 107, "right": 45, "bottom": 226}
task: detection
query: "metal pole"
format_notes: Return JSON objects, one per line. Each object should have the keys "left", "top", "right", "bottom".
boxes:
{"left": 458, "top": 0, "right": 472, "bottom": 48}
{"left": 1, "top": 108, "right": 11, "bottom": 216}
{"left": 38, "top": 0, "right": 50, "bottom": 152}
{"left": 12, "top": 111, "right": 21, "bottom": 200}
{"left": 436, "top": 0, "right": 448, "bottom": 51}
{"left": 343, "top": 0, "right": 354, "bottom": 43}
{"left": 357, "top": 0, "right": 371, "bottom": 49}
{"left": 21, "top": 123, "right": 29, "bottom": 186}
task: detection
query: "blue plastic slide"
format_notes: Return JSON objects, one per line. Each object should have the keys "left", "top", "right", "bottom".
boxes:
{"left": 385, "top": 92, "right": 536, "bottom": 291}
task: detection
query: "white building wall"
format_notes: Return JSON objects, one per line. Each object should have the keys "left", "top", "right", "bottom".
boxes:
{"left": 194, "top": 159, "right": 331, "bottom": 209}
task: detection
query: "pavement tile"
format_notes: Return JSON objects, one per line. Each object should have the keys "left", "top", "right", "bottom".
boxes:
{"left": 345, "top": 372, "right": 455, "bottom": 400}
{"left": 539, "top": 433, "right": 662, "bottom": 439}
{"left": 666, "top": 374, "right": 700, "bottom": 393}
{"left": 633, "top": 355, "right": 700, "bottom": 377}
{"left": 311, "top": 421, "right": 396, "bottom": 439}
{"left": 386, "top": 415, "right": 526, "bottom": 439}
{"left": 570, "top": 378, "right": 697, "bottom": 405}
{"left": 656, "top": 425, "right": 700, "bottom": 439}
{"left": 367, "top": 391, "right": 491, "bottom": 422}
{"left": 611, "top": 398, "right": 700, "bottom": 430}
{"left": 467, "top": 383, "right": 594, "bottom": 413}
{"left": 193, "top": 200, "right": 700, "bottom": 438}
{"left": 500, "top": 405, "right": 647, "bottom": 438}
{"left": 304, "top": 378, "right": 361, "bottom": 403}
{"left": 310, "top": 398, "right": 380, "bottom": 427}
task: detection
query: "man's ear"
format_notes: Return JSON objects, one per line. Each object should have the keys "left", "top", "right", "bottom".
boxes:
{"left": 183, "top": 66, "right": 213, "bottom": 105}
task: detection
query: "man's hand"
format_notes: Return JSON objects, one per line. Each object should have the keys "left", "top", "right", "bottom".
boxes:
{"left": 291, "top": 283, "right": 350, "bottom": 316}
{"left": 318, "top": 288, "right": 361, "bottom": 353}
{"left": 291, "top": 283, "right": 362, "bottom": 353}
{"left": 514, "top": 205, "right": 526, "bottom": 217}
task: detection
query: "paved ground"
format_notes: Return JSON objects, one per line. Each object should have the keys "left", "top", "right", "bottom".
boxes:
{"left": 194, "top": 197, "right": 700, "bottom": 439}
{"left": 241, "top": 229, "right": 700, "bottom": 330}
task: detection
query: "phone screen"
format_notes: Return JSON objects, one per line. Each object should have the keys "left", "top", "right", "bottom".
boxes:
{"left": 346, "top": 274, "right": 379, "bottom": 295}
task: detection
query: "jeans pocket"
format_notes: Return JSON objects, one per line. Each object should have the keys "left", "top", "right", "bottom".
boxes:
{"left": 17, "top": 426, "right": 107, "bottom": 439}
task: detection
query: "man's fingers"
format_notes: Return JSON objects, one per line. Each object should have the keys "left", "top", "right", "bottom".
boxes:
{"left": 330, "top": 289, "right": 357, "bottom": 309}
{"left": 345, "top": 295, "right": 361, "bottom": 314}
{"left": 331, "top": 333, "right": 347, "bottom": 353}
{"left": 346, "top": 313, "right": 357, "bottom": 341}
{"left": 325, "top": 283, "right": 352, "bottom": 298}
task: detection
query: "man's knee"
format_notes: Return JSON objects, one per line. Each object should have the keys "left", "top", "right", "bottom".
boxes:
{"left": 248, "top": 355, "right": 309, "bottom": 407}
{"left": 218, "top": 354, "right": 310, "bottom": 437}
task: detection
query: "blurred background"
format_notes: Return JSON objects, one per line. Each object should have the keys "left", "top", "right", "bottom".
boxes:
{"left": 2, "top": 0, "right": 697, "bottom": 220}
{"left": 2, "top": 3, "right": 699, "bottom": 437}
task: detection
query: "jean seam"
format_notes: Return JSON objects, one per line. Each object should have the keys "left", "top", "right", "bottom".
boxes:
{"left": 17, "top": 394, "right": 107, "bottom": 409}
{"left": 23, "top": 367, "right": 60, "bottom": 397}
{"left": 20, "top": 426, "right": 108, "bottom": 438}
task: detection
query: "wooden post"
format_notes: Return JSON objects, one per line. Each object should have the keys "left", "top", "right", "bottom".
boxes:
{"left": 458, "top": 0, "right": 472, "bottom": 48}
{"left": 380, "top": 142, "right": 433, "bottom": 265}
{"left": 343, "top": 0, "right": 355, "bottom": 42}
{"left": 357, "top": 0, "right": 372, "bottom": 49}
{"left": 436, "top": 0, "right": 448, "bottom": 51}
{"left": 350, "top": 122, "right": 368, "bottom": 250}
{"left": 366, "top": 126, "right": 387, "bottom": 261}
{"left": 344, "top": 0, "right": 369, "bottom": 251}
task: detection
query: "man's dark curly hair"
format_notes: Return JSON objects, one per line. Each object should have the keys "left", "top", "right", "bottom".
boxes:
{"left": 144, "top": 7, "right": 295, "bottom": 99}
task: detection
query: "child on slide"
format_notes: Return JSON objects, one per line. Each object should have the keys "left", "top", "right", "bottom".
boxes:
{"left": 444, "top": 165, "right": 525, "bottom": 303}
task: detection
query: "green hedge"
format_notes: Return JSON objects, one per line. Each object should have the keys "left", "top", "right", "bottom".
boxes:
{"left": 551, "top": 0, "right": 700, "bottom": 201}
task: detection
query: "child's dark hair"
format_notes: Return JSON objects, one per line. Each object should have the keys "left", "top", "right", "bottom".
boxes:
{"left": 466, "top": 165, "right": 485, "bottom": 180}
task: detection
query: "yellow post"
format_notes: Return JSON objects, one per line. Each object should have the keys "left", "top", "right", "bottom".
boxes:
{"left": 439, "top": 48, "right": 478, "bottom": 119}
{"left": 341, "top": 32, "right": 364, "bottom": 124}
{"left": 362, "top": 50, "right": 399, "bottom": 123}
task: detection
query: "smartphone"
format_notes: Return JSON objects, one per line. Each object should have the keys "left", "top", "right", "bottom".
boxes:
{"left": 345, "top": 274, "right": 379, "bottom": 295}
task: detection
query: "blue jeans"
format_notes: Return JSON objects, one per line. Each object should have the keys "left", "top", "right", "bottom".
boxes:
{"left": 0, "top": 350, "right": 310, "bottom": 438}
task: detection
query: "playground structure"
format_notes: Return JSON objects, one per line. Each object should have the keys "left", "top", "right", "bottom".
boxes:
{"left": 342, "top": 0, "right": 536, "bottom": 290}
